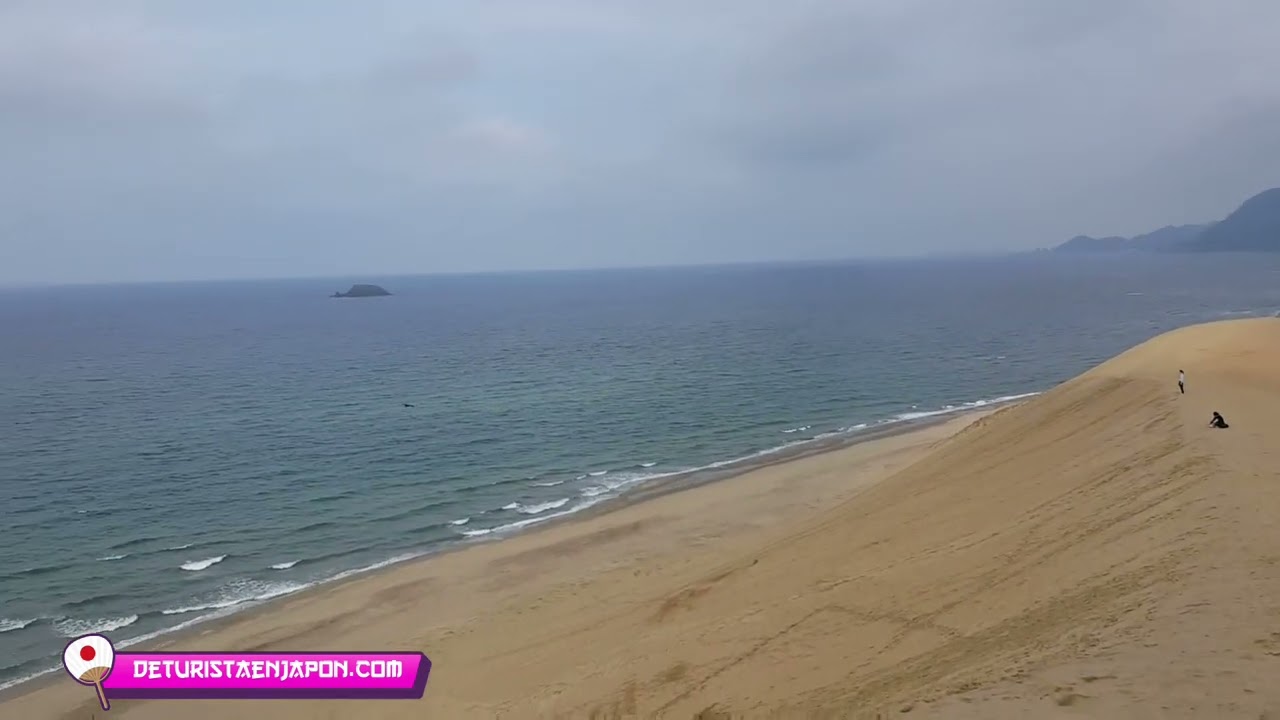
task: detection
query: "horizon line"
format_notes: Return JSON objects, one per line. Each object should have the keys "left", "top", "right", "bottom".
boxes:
{"left": 0, "top": 250, "right": 1029, "bottom": 291}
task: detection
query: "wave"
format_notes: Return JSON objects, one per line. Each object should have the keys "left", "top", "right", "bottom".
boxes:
{"left": 161, "top": 579, "right": 306, "bottom": 616}
{"left": 1, "top": 563, "right": 71, "bottom": 581}
{"left": 781, "top": 425, "right": 811, "bottom": 434}
{"left": 324, "top": 551, "right": 430, "bottom": 584}
{"left": 165, "top": 543, "right": 193, "bottom": 551}
{"left": 610, "top": 391, "right": 1042, "bottom": 489}
{"left": 308, "top": 489, "right": 357, "bottom": 505}
{"left": 270, "top": 561, "right": 298, "bottom": 570}
{"left": 460, "top": 497, "right": 607, "bottom": 539}
{"left": 0, "top": 666, "right": 59, "bottom": 693}
{"left": 579, "top": 466, "right": 687, "bottom": 499}
{"left": 515, "top": 498, "right": 570, "bottom": 515}
{"left": 106, "top": 535, "right": 163, "bottom": 551}
{"left": 180, "top": 555, "right": 226, "bottom": 572}
{"left": 531, "top": 480, "right": 565, "bottom": 487}
{"left": 293, "top": 520, "right": 338, "bottom": 534}
{"left": 588, "top": 470, "right": 608, "bottom": 477}
{"left": 370, "top": 499, "right": 454, "bottom": 526}
{"left": 640, "top": 462, "right": 657, "bottom": 468}
{"left": 449, "top": 517, "right": 470, "bottom": 526}
{"left": 96, "top": 554, "right": 128, "bottom": 562}
{"left": 888, "top": 392, "right": 1040, "bottom": 423}
{"left": 61, "top": 592, "right": 131, "bottom": 611}
{"left": 53, "top": 615, "right": 138, "bottom": 637}
{"left": 0, "top": 618, "right": 36, "bottom": 634}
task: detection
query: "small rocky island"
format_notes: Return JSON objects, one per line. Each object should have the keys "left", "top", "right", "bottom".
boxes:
{"left": 331, "top": 284, "right": 392, "bottom": 298}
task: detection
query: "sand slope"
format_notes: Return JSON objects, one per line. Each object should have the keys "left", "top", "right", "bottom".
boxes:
{"left": 7, "top": 318, "right": 1280, "bottom": 719}
{"left": 469, "top": 318, "right": 1280, "bottom": 718}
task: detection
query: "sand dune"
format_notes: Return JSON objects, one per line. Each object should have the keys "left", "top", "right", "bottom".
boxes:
{"left": 6, "top": 318, "right": 1280, "bottom": 719}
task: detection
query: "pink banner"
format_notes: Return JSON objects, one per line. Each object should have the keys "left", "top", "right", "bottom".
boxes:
{"left": 100, "top": 652, "right": 430, "bottom": 699}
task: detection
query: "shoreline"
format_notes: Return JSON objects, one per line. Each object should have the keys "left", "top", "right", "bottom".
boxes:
{"left": 0, "top": 397, "right": 1030, "bottom": 702}
{"left": 8, "top": 319, "right": 1280, "bottom": 718}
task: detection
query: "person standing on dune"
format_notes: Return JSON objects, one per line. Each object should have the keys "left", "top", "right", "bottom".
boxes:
{"left": 1178, "top": 369, "right": 1185, "bottom": 394}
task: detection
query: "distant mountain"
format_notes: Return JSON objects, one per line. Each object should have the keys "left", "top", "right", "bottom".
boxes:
{"left": 1053, "top": 225, "right": 1209, "bottom": 254}
{"left": 1128, "top": 224, "right": 1213, "bottom": 251}
{"left": 1052, "top": 186, "right": 1280, "bottom": 253}
{"left": 1054, "top": 235, "right": 1131, "bottom": 253}
{"left": 1187, "top": 188, "right": 1280, "bottom": 252}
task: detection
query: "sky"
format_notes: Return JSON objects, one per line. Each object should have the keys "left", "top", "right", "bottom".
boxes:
{"left": 3, "top": 0, "right": 1280, "bottom": 284}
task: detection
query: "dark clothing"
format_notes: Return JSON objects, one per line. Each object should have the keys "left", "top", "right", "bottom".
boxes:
{"left": 1178, "top": 382, "right": 1184, "bottom": 394}
{"left": 1210, "top": 414, "right": 1229, "bottom": 429}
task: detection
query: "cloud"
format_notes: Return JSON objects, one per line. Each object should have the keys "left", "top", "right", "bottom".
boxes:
{"left": 454, "top": 117, "right": 549, "bottom": 154}
{"left": 4, "top": 0, "right": 1280, "bottom": 283}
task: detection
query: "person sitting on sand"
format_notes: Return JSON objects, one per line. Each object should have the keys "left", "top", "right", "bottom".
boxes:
{"left": 1209, "top": 411, "right": 1229, "bottom": 429}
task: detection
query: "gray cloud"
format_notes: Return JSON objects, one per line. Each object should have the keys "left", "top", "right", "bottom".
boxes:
{"left": 3, "top": 0, "right": 1280, "bottom": 283}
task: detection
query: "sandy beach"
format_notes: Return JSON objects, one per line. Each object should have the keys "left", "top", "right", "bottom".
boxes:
{"left": 6, "top": 317, "right": 1280, "bottom": 719}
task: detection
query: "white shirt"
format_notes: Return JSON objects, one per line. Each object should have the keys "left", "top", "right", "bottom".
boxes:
{"left": 1179, "top": 372, "right": 1185, "bottom": 383}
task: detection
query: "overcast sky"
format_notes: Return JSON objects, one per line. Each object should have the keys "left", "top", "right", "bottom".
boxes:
{"left": 3, "top": 0, "right": 1280, "bottom": 284}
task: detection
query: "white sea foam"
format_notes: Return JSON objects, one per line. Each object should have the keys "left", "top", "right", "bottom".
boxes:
{"left": 180, "top": 555, "right": 226, "bottom": 571}
{"left": 460, "top": 497, "right": 607, "bottom": 538}
{"left": 449, "top": 517, "right": 471, "bottom": 526}
{"left": 588, "top": 470, "right": 608, "bottom": 477}
{"left": 325, "top": 552, "right": 428, "bottom": 584}
{"left": 501, "top": 502, "right": 520, "bottom": 511}
{"left": 640, "top": 462, "right": 657, "bottom": 468}
{"left": 579, "top": 467, "right": 687, "bottom": 499}
{"left": 53, "top": 615, "right": 138, "bottom": 637}
{"left": 782, "top": 425, "right": 811, "bottom": 434}
{"left": 0, "top": 618, "right": 36, "bottom": 633}
{"left": 0, "top": 666, "right": 59, "bottom": 693}
{"left": 889, "top": 392, "right": 1040, "bottom": 422}
{"left": 96, "top": 554, "right": 128, "bottom": 562}
{"left": 116, "top": 611, "right": 225, "bottom": 648}
{"left": 165, "top": 543, "right": 192, "bottom": 551}
{"left": 515, "top": 498, "right": 570, "bottom": 515}
{"left": 109, "top": 600, "right": 291, "bottom": 657}
{"left": 270, "top": 561, "right": 298, "bottom": 570}
{"left": 161, "top": 579, "right": 306, "bottom": 615}
{"left": 531, "top": 480, "right": 565, "bottom": 487}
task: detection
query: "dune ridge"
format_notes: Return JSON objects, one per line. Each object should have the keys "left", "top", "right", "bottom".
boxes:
{"left": 5, "top": 318, "right": 1279, "bottom": 719}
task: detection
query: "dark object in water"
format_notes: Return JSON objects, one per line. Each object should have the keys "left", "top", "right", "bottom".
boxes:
{"left": 1209, "top": 411, "right": 1229, "bottom": 429}
{"left": 403, "top": 403, "right": 415, "bottom": 408}
{"left": 331, "top": 284, "right": 391, "bottom": 298}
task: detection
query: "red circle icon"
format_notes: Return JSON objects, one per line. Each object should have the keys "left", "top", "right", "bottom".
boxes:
{"left": 80, "top": 646, "right": 96, "bottom": 662}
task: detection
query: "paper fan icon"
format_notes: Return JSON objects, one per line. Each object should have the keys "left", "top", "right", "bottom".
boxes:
{"left": 63, "top": 634, "right": 115, "bottom": 711}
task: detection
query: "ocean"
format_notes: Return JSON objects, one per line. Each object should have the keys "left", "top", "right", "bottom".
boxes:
{"left": 3, "top": 253, "right": 1279, "bottom": 690}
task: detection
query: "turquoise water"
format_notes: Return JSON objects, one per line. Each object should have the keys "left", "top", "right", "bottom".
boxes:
{"left": 3, "top": 254, "right": 1280, "bottom": 689}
